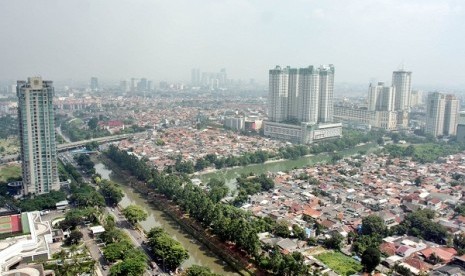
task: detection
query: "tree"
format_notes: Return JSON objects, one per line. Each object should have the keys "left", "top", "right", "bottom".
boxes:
{"left": 99, "top": 180, "right": 124, "bottom": 206}
{"left": 88, "top": 117, "right": 99, "bottom": 130}
{"left": 185, "top": 265, "right": 221, "bottom": 276}
{"left": 361, "top": 247, "right": 381, "bottom": 273}
{"left": 65, "top": 230, "right": 83, "bottom": 246}
{"left": 427, "top": 253, "right": 443, "bottom": 265}
{"left": 274, "top": 220, "right": 291, "bottom": 238}
{"left": 109, "top": 248, "right": 147, "bottom": 276}
{"left": 324, "top": 232, "right": 344, "bottom": 250}
{"left": 361, "top": 215, "right": 386, "bottom": 236}
{"left": 454, "top": 233, "right": 465, "bottom": 254}
{"left": 207, "top": 178, "right": 229, "bottom": 203}
{"left": 122, "top": 205, "right": 148, "bottom": 225}
{"left": 103, "top": 241, "right": 133, "bottom": 262}
{"left": 147, "top": 227, "right": 189, "bottom": 271}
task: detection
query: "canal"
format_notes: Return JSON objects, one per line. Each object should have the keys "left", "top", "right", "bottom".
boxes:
{"left": 94, "top": 162, "right": 238, "bottom": 275}
{"left": 199, "top": 143, "right": 377, "bottom": 191}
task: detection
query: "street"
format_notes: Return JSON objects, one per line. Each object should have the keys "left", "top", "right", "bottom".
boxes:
{"left": 106, "top": 206, "right": 164, "bottom": 276}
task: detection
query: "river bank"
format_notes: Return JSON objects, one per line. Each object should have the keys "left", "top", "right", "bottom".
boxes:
{"left": 94, "top": 157, "right": 247, "bottom": 276}
{"left": 199, "top": 142, "right": 377, "bottom": 191}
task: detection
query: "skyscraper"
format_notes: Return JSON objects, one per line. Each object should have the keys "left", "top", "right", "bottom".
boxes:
{"left": 297, "top": 66, "right": 319, "bottom": 123}
{"left": 444, "top": 94, "right": 459, "bottom": 136}
{"left": 392, "top": 70, "right": 412, "bottom": 111}
{"left": 90, "top": 77, "right": 99, "bottom": 91}
{"left": 191, "top": 68, "right": 200, "bottom": 86}
{"left": 425, "top": 92, "right": 459, "bottom": 137}
{"left": 268, "top": 65, "right": 335, "bottom": 124}
{"left": 367, "top": 82, "right": 395, "bottom": 112}
{"left": 17, "top": 77, "right": 60, "bottom": 195}
{"left": 265, "top": 65, "right": 341, "bottom": 143}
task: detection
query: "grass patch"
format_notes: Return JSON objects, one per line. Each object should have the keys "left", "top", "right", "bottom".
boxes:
{"left": 0, "top": 164, "right": 21, "bottom": 183}
{"left": 316, "top": 251, "right": 362, "bottom": 276}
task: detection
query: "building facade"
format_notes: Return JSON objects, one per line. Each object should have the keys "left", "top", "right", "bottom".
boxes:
{"left": 265, "top": 65, "right": 341, "bottom": 143}
{"left": 368, "top": 82, "right": 395, "bottom": 112}
{"left": 17, "top": 77, "right": 60, "bottom": 195}
{"left": 392, "top": 70, "right": 412, "bottom": 111}
{"left": 425, "top": 92, "right": 459, "bottom": 137}
{"left": 90, "top": 77, "right": 99, "bottom": 91}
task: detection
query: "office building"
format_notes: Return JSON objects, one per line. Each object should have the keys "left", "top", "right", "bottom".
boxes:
{"left": 265, "top": 65, "right": 341, "bottom": 143}
{"left": 137, "top": 78, "right": 148, "bottom": 92}
{"left": 410, "top": 90, "right": 423, "bottom": 107}
{"left": 119, "top": 80, "right": 129, "bottom": 93}
{"left": 224, "top": 116, "right": 245, "bottom": 131}
{"left": 191, "top": 68, "right": 201, "bottom": 86}
{"left": 367, "top": 82, "right": 395, "bottom": 112}
{"left": 425, "top": 92, "right": 459, "bottom": 137}
{"left": 90, "top": 77, "right": 99, "bottom": 91}
{"left": 17, "top": 77, "right": 60, "bottom": 195}
{"left": 444, "top": 94, "right": 459, "bottom": 136}
{"left": 392, "top": 70, "right": 412, "bottom": 111}
{"left": 456, "top": 112, "right": 465, "bottom": 143}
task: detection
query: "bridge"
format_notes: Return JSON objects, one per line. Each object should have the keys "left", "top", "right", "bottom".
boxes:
{"left": 0, "top": 134, "right": 133, "bottom": 164}
{"left": 57, "top": 133, "right": 133, "bottom": 151}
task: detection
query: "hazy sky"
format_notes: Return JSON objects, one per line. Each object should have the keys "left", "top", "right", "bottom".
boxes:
{"left": 1, "top": 0, "right": 464, "bottom": 87}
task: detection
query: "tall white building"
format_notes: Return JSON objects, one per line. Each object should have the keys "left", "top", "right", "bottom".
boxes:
{"left": 268, "top": 66, "right": 290, "bottom": 122}
{"left": 392, "top": 70, "right": 412, "bottom": 111}
{"left": 17, "top": 77, "right": 60, "bottom": 195}
{"left": 425, "top": 92, "right": 459, "bottom": 137}
{"left": 444, "top": 94, "right": 459, "bottom": 136}
{"left": 298, "top": 66, "right": 319, "bottom": 123}
{"left": 265, "top": 65, "right": 341, "bottom": 143}
{"left": 268, "top": 65, "right": 335, "bottom": 124}
{"left": 318, "top": 65, "right": 335, "bottom": 123}
{"left": 367, "top": 82, "right": 395, "bottom": 112}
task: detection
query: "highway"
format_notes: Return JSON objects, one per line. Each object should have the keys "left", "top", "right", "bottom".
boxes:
{"left": 0, "top": 133, "right": 133, "bottom": 164}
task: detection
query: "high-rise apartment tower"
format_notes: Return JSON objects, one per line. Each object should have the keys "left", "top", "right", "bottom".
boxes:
{"left": 425, "top": 92, "right": 459, "bottom": 137}
{"left": 268, "top": 65, "right": 335, "bottom": 124}
{"left": 392, "top": 70, "right": 412, "bottom": 111}
{"left": 17, "top": 77, "right": 60, "bottom": 195}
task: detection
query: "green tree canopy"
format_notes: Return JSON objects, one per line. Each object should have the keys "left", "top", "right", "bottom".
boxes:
{"left": 184, "top": 265, "right": 221, "bottom": 276}
{"left": 122, "top": 205, "right": 148, "bottom": 225}
{"left": 361, "top": 215, "right": 386, "bottom": 236}
{"left": 147, "top": 227, "right": 189, "bottom": 271}
{"left": 361, "top": 247, "right": 381, "bottom": 273}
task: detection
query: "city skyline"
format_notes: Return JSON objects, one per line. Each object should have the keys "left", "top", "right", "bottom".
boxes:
{"left": 1, "top": 1, "right": 465, "bottom": 89}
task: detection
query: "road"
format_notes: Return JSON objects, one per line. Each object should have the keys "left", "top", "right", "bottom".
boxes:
{"left": 0, "top": 133, "right": 133, "bottom": 164}
{"left": 56, "top": 124, "right": 71, "bottom": 143}
{"left": 82, "top": 225, "right": 108, "bottom": 276}
{"left": 106, "top": 206, "right": 164, "bottom": 276}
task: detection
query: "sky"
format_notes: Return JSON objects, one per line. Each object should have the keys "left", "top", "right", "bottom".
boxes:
{"left": 1, "top": 0, "right": 464, "bottom": 88}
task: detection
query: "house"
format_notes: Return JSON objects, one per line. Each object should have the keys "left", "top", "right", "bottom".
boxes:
{"left": 427, "top": 198, "right": 442, "bottom": 211}
{"left": 276, "top": 238, "right": 298, "bottom": 253}
{"left": 419, "top": 247, "right": 457, "bottom": 264}
{"left": 98, "top": 120, "right": 125, "bottom": 134}
{"left": 380, "top": 242, "right": 397, "bottom": 256}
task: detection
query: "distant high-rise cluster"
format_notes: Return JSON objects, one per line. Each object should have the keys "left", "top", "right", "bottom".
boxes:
{"left": 425, "top": 92, "right": 459, "bottom": 137}
{"left": 264, "top": 65, "right": 342, "bottom": 144}
{"left": 119, "top": 77, "right": 152, "bottom": 94}
{"left": 17, "top": 77, "right": 60, "bottom": 195}
{"left": 191, "top": 68, "right": 228, "bottom": 90}
{"left": 334, "top": 69, "right": 413, "bottom": 131}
